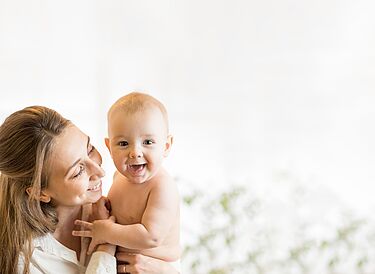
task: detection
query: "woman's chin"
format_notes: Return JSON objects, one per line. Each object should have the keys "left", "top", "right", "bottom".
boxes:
{"left": 86, "top": 191, "right": 102, "bottom": 204}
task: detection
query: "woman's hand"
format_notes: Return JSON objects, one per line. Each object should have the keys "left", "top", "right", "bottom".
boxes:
{"left": 116, "top": 253, "right": 179, "bottom": 274}
{"left": 73, "top": 196, "right": 115, "bottom": 255}
{"left": 90, "top": 196, "right": 111, "bottom": 221}
{"left": 96, "top": 242, "right": 116, "bottom": 256}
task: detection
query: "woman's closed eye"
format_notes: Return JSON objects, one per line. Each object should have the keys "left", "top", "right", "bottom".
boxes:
{"left": 73, "top": 165, "right": 85, "bottom": 178}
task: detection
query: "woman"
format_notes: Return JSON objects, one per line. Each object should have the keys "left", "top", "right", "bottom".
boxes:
{"left": 0, "top": 106, "right": 178, "bottom": 273}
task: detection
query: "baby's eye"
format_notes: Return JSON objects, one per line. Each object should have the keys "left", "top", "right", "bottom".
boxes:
{"left": 118, "top": 141, "right": 128, "bottom": 147}
{"left": 143, "top": 139, "right": 154, "bottom": 145}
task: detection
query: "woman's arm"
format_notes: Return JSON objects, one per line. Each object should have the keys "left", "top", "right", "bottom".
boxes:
{"left": 116, "top": 252, "right": 180, "bottom": 274}
{"left": 86, "top": 247, "right": 116, "bottom": 274}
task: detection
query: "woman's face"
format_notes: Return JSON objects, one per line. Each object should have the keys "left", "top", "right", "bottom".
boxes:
{"left": 42, "top": 125, "right": 105, "bottom": 207}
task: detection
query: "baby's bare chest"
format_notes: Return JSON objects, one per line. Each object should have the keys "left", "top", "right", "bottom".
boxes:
{"left": 108, "top": 183, "right": 151, "bottom": 225}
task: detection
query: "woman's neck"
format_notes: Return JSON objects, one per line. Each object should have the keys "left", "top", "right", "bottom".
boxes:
{"left": 53, "top": 206, "right": 82, "bottom": 257}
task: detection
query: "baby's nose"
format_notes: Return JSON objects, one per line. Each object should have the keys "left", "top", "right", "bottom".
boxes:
{"left": 129, "top": 148, "right": 143, "bottom": 159}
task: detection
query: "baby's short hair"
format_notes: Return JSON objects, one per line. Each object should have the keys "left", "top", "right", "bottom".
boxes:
{"left": 108, "top": 92, "right": 169, "bottom": 132}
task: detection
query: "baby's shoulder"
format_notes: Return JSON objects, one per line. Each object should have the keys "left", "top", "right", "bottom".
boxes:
{"left": 108, "top": 172, "right": 127, "bottom": 194}
{"left": 152, "top": 168, "right": 174, "bottom": 184}
{"left": 150, "top": 170, "right": 178, "bottom": 195}
{"left": 113, "top": 170, "right": 122, "bottom": 181}
{"left": 112, "top": 171, "right": 131, "bottom": 185}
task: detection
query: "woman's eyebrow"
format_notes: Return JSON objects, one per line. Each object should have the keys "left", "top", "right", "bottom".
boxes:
{"left": 65, "top": 158, "right": 81, "bottom": 177}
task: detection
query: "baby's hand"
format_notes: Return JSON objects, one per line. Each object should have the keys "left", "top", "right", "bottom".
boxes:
{"left": 72, "top": 215, "right": 116, "bottom": 255}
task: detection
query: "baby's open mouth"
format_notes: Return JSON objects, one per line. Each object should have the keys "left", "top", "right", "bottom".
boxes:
{"left": 128, "top": 164, "right": 146, "bottom": 172}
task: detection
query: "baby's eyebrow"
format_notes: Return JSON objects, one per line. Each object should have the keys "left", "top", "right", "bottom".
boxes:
{"left": 112, "top": 135, "right": 127, "bottom": 139}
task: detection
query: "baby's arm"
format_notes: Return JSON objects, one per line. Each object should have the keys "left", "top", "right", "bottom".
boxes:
{"left": 74, "top": 178, "right": 179, "bottom": 256}
{"left": 108, "top": 178, "right": 179, "bottom": 249}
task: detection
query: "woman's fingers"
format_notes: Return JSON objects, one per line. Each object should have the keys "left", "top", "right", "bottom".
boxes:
{"left": 109, "top": 215, "right": 116, "bottom": 222}
{"left": 94, "top": 196, "right": 107, "bottom": 210}
{"left": 116, "top": 253, "right": 137, "bottom": 273}
{"left": 92, "top": 196, "right": 110, "bottom": 220}
{"left": 117, "top": 263, "right": 131, "bottom": 273}
{"left": 116, "top": 252, "right": 133, "bottom": 262}
{"left": 105, "top": 198, "right": 111, "bottom": 212}
{"left": 116, "top": 252, "right": 178, "bottom": 274}
{"left": 98, "top": 196, "right": 108, "bottom": 205}
{"left": 87, "top": 240, "right": 98, "bottom": 255}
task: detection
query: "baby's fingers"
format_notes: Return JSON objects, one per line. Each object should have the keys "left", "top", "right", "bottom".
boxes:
{"left": 72, "top": 230, "right": 93, "bottom": 237}
{"left": 74, "top": 219, "right": 93, "bottom": 228}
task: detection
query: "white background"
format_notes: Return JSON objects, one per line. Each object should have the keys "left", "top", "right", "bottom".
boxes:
{"left": 1, "top": 0, "right": 375, "bottom": 215}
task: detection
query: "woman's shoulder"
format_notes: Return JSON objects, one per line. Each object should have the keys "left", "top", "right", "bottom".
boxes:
{"left": 19, "top": 233, "right": 81, "bottom": 273}
{"left": 32, "top": 233, "right": 78, "bottom": 262}
{"left": 32, "top": 233, "right": 56, "bottom": 251}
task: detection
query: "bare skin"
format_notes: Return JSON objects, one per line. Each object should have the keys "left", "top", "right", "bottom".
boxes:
{"left": 73, "top": 105, "right": 181, "bottom": 263}
{"left": 108, "top": 168, "right": 180, "bottom": 261}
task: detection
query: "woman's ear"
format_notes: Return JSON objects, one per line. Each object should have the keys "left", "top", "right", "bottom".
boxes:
{"left": 26, "top": 187, "right": 51, "bottom": 203}
{"left": 39, "top": 191, "right": 51, "bottom": 203}
{"left": 163, "top": 135, "right": 173, "bottom": 157}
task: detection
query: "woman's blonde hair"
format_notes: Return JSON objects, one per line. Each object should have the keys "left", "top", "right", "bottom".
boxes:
{"left": 0, "top": 106, "right": 71, "bottom": 274}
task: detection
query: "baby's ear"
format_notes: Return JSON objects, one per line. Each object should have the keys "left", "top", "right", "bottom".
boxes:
{"left": 104, "top": 138, "right": 111, "bottom": 153}
{"left": 163, "top": 134, "right": 173, "bottom": 157}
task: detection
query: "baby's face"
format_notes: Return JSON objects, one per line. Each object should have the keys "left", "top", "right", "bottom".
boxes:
{"left": 106, "top": 107, "right": 172, "bottom": 184}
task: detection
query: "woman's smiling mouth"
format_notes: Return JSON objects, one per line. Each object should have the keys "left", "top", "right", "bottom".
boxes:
{"left": 87, "top": 181, "right": 102, "bottom": 191}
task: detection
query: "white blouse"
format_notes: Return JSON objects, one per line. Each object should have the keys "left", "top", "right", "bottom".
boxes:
{"left": 18, "top": 204, "right": 116, "bottom": 274}
{"left": 18, "top": 233, "right": 116, "bottom": 274}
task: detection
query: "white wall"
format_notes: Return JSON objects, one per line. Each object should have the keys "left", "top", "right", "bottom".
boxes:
{"left": 1, "top": 0, "right": 375, "bottom": 213}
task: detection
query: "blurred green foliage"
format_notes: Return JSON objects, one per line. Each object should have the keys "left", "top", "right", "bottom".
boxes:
{"left": 179, "top": 176, "right": 375, "bottom": 274}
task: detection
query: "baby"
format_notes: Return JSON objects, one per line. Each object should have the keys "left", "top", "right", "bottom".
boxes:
{"left": 74, "top": 92, "right": 180, "bottom": 264}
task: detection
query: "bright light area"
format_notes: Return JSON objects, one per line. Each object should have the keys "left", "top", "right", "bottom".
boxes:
{"left": 1, "top": 1, "right": 375, "bottom": 272}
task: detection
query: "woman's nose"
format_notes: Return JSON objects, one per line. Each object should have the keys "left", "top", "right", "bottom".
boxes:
{"left": 88, "top": 159, "right": 106, "bottom": 179}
